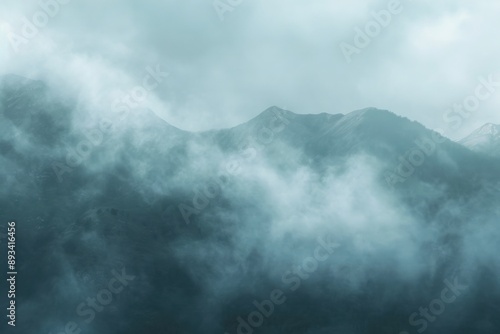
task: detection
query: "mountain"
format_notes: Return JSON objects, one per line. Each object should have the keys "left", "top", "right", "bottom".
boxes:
{"left": 460, "top": 123, "right": 500, "bottom": 157}
{"left": 202, "top": 106, "right": 498, "bottom": 199}
{"left": 2, "top": 76, "right": 500, "bottom": 334}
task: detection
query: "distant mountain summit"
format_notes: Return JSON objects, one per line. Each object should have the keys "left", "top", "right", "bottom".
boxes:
{"left": 460, "top": 123, "right": 500, "bottom": 157}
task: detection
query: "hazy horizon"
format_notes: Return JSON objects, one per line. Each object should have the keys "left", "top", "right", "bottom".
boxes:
{"left": 1, "top": 0, "right": 500, "bottom": 139}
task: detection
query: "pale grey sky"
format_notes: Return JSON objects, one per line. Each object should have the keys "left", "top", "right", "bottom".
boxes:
{"left": 0, "top": 0, "right": 499, "bottom": 139}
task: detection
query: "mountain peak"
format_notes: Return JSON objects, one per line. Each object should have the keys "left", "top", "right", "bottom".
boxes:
{"left": 346, "top": 107, "right": 396, "bottom": 118}
{"left": 330, "top": 107, "right": 407, "bottom": 135}
{"left": 460, "top": 123, "right": 500, "bottom": 157}
{"left": 475, "top": 123, "right": 500, "bottom": 136}
{"left": 258, "top": 105, "right": 295, "bottom": 118}
{"left": 241, "top": 106, "right": 296, "bottom": 128}
{"left": 461, "top": 123, "right": 500, "bottom": 142}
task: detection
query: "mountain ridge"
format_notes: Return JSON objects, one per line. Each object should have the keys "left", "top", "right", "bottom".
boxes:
{"left": 0, "top": 74, "right": 451, "bottom": 138}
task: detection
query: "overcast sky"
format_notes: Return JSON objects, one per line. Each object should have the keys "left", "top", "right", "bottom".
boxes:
{"left": 0, "top": 0, "right": 499, "bottom": 139}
